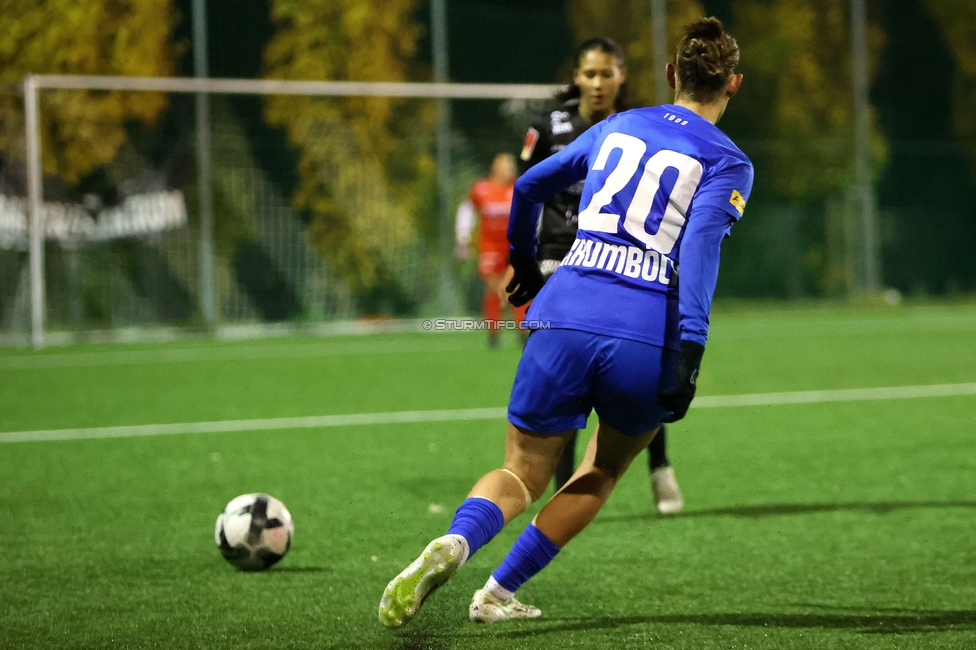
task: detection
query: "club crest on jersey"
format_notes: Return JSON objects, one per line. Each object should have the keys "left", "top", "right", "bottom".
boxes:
{"left": 729, "top": 189, "right": 747, "bottom": 215}
{"left": 550, "top": 111, "right": 574, "bottom": 135}
{"left": 521, "top": 128, "right": 540, "bottom": 161}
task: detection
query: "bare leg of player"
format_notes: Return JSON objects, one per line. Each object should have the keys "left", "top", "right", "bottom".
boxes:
{"left": 535, "top": 422, "right": 658, "bottom": 544}
{"left": 466, "top": 424, "right": 574, "bottom": 522}
{"left": 467, "top": 421, "right": 658, "bottom": 622}
{"left": 378, "top": 424, "right": 572, "bottom": 627}
{"left": 558, "top": 426, "right": 683, "bottom": 514}
{"left": 482, "top": 273, "right": 504, "bottom": 348}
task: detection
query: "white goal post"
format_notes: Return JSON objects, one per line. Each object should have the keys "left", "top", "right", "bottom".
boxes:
{"left": 21, "top": 74, "right": 560, "bottom": 348}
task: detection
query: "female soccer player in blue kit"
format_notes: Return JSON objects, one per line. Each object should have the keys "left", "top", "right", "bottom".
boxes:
{"left": 379, "top": 16, "right": 753, "bottom": 627}
{"left": 519, "top": 36, "right": 684, "bottom": 511}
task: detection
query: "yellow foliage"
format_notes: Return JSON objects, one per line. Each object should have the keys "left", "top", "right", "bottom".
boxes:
{"left": 569, "top": 0, "right": 705, "bottom": 107}
{"left": 264, "top": 0, "right": 433, "bottom": 293}
{"left": 921, "top": 0, "right": 976, "bottom": 176}
{"left": 921, "top": 0, "right": 976, "bottom": 79}
{"left": 733, "top": 0, "right": 887, "bottom": 200}
{"left": 570, "top": 0, "right": 889, "bottom": 202}
{"left": 0, "top": 0, "right": 178, "bottom": 185}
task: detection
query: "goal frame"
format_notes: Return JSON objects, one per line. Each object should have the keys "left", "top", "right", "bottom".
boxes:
{"left": 21, "top": 74, "right": 559, "bottom": 348}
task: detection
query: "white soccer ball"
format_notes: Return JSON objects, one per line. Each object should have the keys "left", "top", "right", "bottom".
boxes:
{"left": 215, "top": 493, "right": 294, "bottom": 571}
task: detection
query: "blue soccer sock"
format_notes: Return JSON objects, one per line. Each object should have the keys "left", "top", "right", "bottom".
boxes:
{"left": 490, "top": 523, "right": 561, "bottom": 594}
{"left": 446, "top": 497, "right": 505, "bottom": 563}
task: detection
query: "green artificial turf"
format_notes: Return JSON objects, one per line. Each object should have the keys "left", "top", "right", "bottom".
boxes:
{"left": 1, "top": 303, "right": 975, "bottom": 649}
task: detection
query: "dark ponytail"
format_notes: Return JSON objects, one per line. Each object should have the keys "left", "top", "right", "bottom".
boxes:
{"left": 674, "top": 17, "right": 739, "bottom": 103}
{"left": 555, "top": 37, "right": 630, "bottom": 111}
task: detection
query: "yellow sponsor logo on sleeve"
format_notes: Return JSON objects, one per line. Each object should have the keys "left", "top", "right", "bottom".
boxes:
{"left": 729, "top": 189, "right": 746, "bottom": 215}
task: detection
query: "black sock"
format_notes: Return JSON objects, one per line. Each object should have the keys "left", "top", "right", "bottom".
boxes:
{"left": 648, "top": 425, "right": 670, "bottom": 471}
{"left": 553, "top": 430, "right": 578, "bottom": 491}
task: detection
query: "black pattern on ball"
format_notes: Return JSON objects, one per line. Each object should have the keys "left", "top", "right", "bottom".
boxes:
{"left": 215, "top": 493, "right": 294, "bottom": 572}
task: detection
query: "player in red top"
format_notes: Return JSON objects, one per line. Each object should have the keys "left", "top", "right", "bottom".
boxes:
{"left": 456, "top": 153, "right": 527, "bottom": 348}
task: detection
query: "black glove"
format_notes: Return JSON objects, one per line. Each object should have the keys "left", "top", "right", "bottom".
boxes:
{"left": 506, "top": 252, "right": 545, "bottom": 307}
{"left": 657, "top": 340, "right": 705, "bottom": 423}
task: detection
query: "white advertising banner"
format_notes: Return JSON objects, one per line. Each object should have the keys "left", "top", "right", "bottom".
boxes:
{"left": 0, "top": 191, "right": 187, "bottom": 249}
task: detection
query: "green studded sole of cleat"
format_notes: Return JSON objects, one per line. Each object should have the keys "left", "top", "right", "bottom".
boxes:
{"left": 378, "top": 539, "right": 459, "bottom": 628}
{"left": 378, "top": 578, "right": 415, "bottom": 628}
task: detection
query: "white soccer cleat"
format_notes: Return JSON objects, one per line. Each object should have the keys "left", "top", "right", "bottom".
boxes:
{"left": 469, "top": 588, "right": 542, "bottom": 623}
{"left": 378, "top": 535, "right": 465, "bottom": 628}
{"left": 652, "top": 466, "right": 684, "bottom": 514}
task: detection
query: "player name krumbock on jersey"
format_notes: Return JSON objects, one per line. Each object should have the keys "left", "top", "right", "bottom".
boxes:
{"left": 508, "top": 104, "right": 754, "bottom": 350}
{"left": 559, "top": 239, "right": 676, "bottom": 287}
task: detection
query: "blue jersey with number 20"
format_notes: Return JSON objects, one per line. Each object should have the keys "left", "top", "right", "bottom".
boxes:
{"left": 509, "top": 104, "right": 754, "bottom": 349}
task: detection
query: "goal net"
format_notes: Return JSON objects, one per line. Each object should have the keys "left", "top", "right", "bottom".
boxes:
{"left": 1, "top": 76, "right": 556, "bottom": 346}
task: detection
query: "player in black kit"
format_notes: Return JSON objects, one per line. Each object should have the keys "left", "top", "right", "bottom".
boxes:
{"left": 516, "top": 37, "right": 683, "bottom": 513}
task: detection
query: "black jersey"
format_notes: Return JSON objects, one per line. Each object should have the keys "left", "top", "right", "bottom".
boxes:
{"left": 519, "top": 102, "right": 590, "bottom": 262}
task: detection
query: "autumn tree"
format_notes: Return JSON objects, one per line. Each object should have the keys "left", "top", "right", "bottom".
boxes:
{"left": 921, "top": 0, "right": 976, "bottom": 181}
{"left": 731, "top": 0, "right": 887, "bottom": 202}
{"left": 0, "top": 0, "right": 179, "bottom": 185}
{"left": 569, "top": 0, "right": 886, "bottom": 200}
{"left": 263, "top": 0, "right": 435, "bottom": 298}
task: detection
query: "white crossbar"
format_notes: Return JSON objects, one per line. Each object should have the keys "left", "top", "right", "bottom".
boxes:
{"left": 31, "top": 75, "right": 562, "bottom": 100}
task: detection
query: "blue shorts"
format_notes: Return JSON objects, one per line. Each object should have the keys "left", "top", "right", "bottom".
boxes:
{"left": 508, "top": 328, "right": 678, "bottom": 437}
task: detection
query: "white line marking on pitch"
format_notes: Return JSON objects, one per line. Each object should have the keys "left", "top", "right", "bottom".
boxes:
{"left": 2, "top": 382, "right": 975, "bottom": 444}
{"left": 0, "top": 408, "right": 509, "bottom": 443}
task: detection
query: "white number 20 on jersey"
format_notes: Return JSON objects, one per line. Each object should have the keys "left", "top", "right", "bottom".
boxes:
{"left": 577, "top": 132, "right": 703, "bottom": 255}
